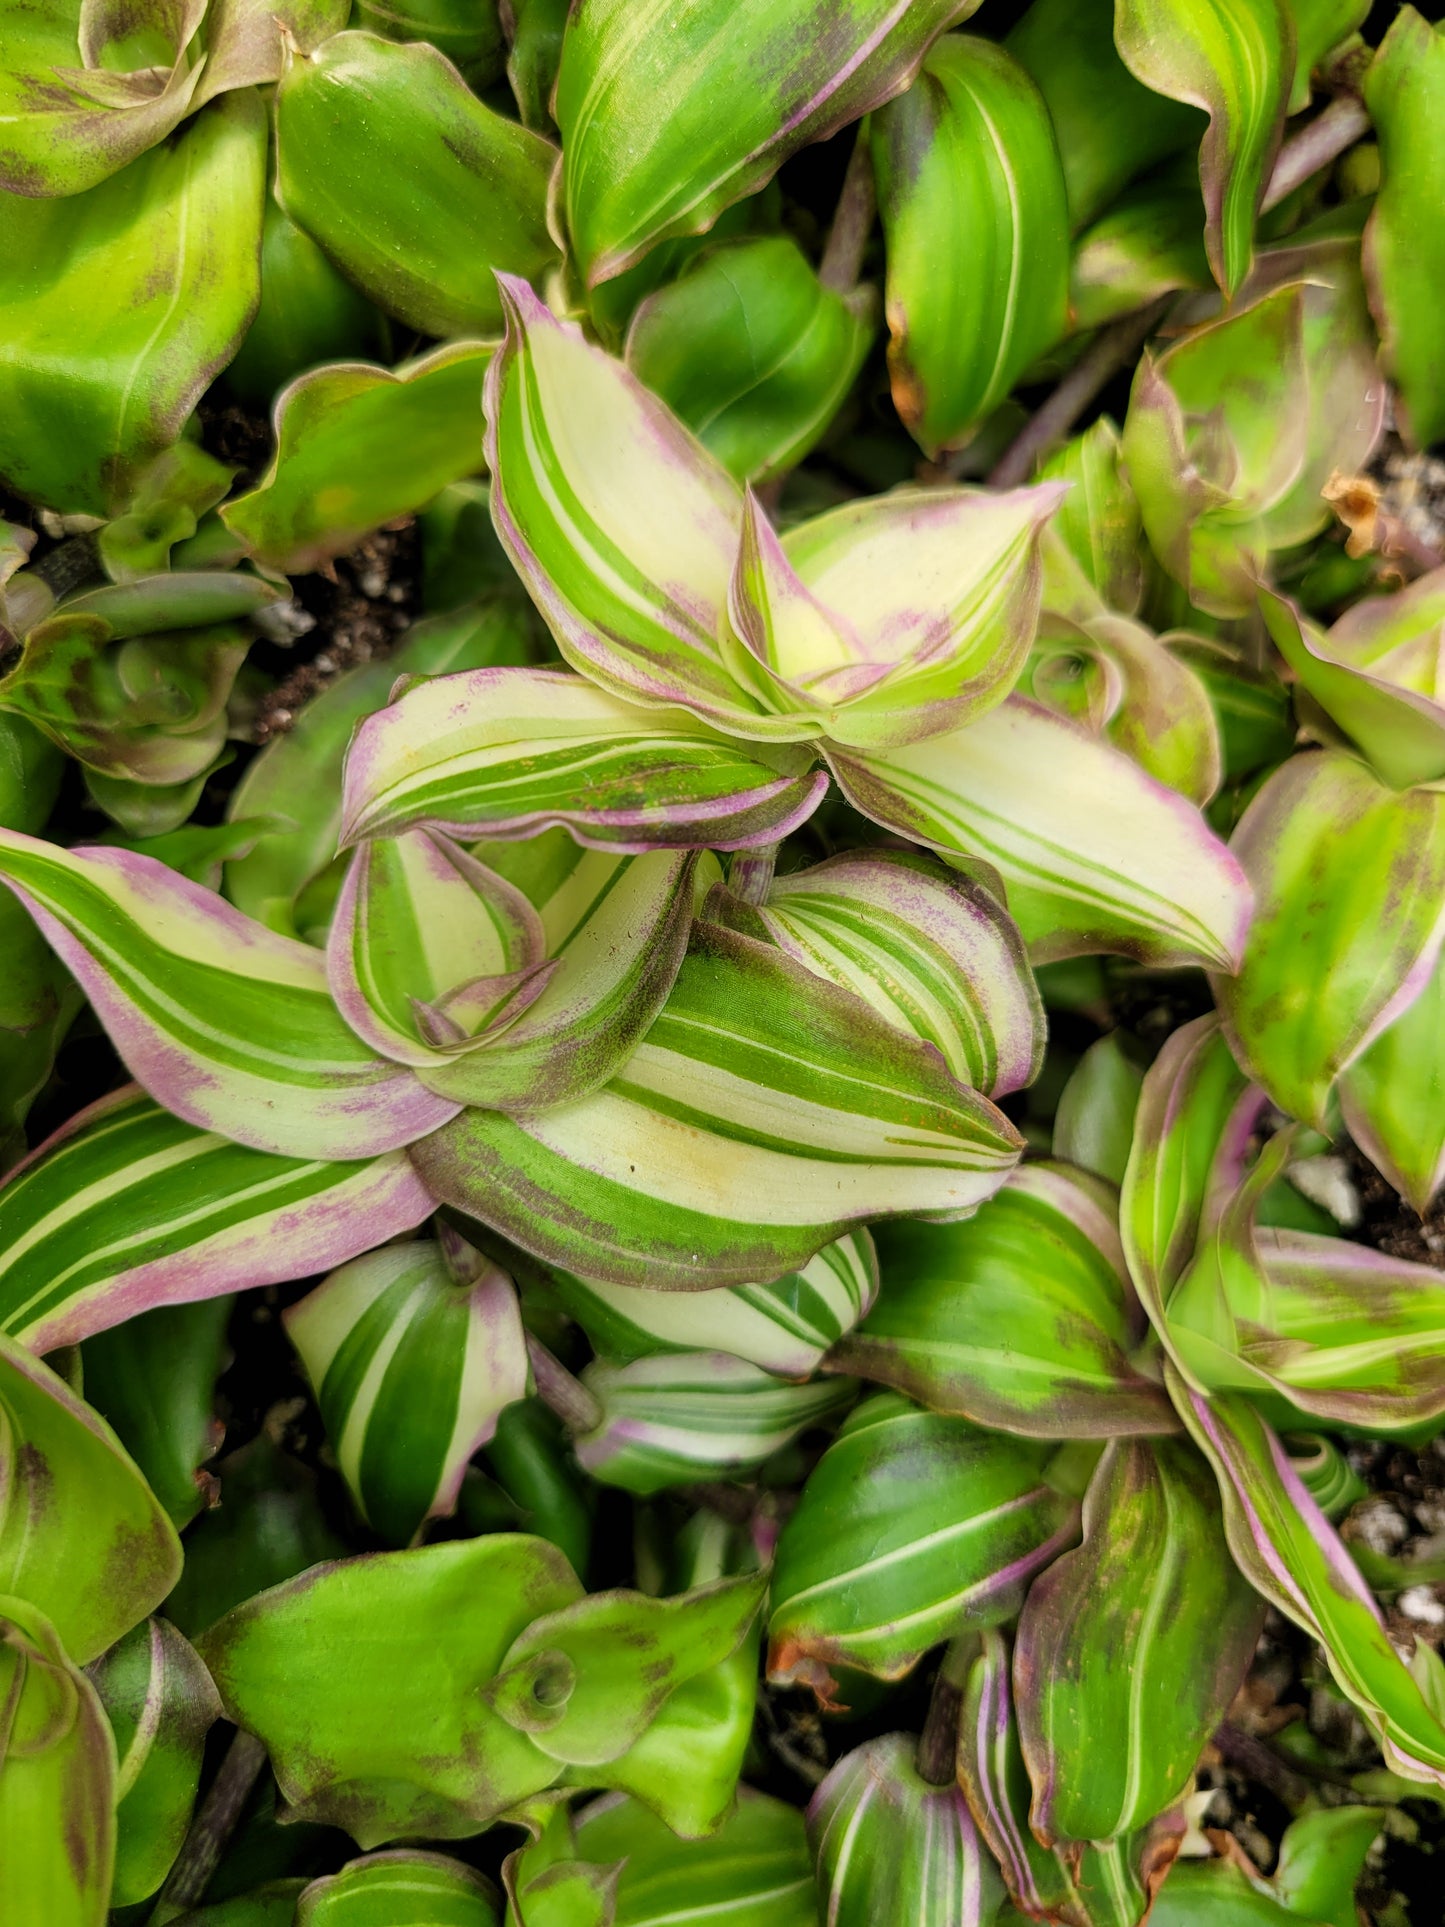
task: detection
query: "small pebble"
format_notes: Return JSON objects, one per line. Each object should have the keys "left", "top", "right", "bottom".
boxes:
{"left": 1398, "top": 1586, "right": 1445, "bottom": 1628}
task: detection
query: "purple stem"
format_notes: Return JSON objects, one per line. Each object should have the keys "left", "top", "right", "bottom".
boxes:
{"left": 819, "top": 130, "right": 877, "bottom": 294}
{"left": 729, "top": 842, "right": 780, "bottom": 905}
{"left": 148, "top": 1729, "right": 268, "bottom": 1924}
{"left": 915, "top": 1634, "right": 976, "bottom": 1786}
{"left": 1261, "top": 96, "right": 1372, "bottom": 214}
{"left": 525, "top": 1330, "right": 603, "bottom": 1435}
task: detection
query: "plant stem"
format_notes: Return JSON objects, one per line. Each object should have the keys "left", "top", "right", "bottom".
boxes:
{"left": 1261, "top": 95, "right": 1371, "bottom": 213}
{"left": 149, "top": 1728, "right": 268, "bottom": 1924}
{"left": 525, "top": 1331, "right": 603, "bottom": 1435}
{"left": 819, "top": 130, "right": 877, "bottom": 293}
{"left": 986, "top": 297, "right": 1173, "bottom": 489}
{"left": 728, "top": 842, "right": 780, "bottom": 905}
{"left": 915, "top": 1634, "right": 975, "bottom": 1787}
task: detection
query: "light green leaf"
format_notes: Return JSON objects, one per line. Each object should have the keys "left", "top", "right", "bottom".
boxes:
{"left": 1215, "top": 750, "right": 1445, "bottom": 1127}
{"left": 626, "top": 234, "right": 874, "bottom": 484}
{"left": 871, "top": 34, "right": 1070, "bottom": 454}
{"left": 1070, "top": 173, "right": 1213, "bottom": 331}
{"left": 1272, "top": 1805, "right": 1384, "bottom": 1927}
{"left": 351, "top": 0, "right": 506, "bottom": 85}
{"left": 0, "top": 830, "right": 457, "bottom": 1158}
{"left": 1114, "top": 0, "right": 1292, "bottom": 293}
{"left": 276, "top": 32, "right": 557, "bottom": 338}
{"left": 0, "top": 1335, "right": 180, "bottom": 1664}
{"left": 575, "top": 1788, "right": 816, "bottom": 1927}
{"left": 415, "top": 917, "right": 1022, "bottom": 1292}
{"left": 285, "top": 1240, "right": 529, "bottom": 1546}
{"left": 1038, "top": 418, "right": 1145, "bottom": 619}
{"left": 0, "top": 91, "right": 265, "bottom": 515}
{"left": 1340, "top": 940, "right": 1445, "bottom": 1216}
{"left": 837, "top": 1164, "right": 1176, "bottom": 1437}
{"left": 555, "top": 0, "right": 978, "bottom": 286}
{"left": 223, "top": 343, "right": 493, "bottom": 575}
{"left": 767, "top": 1393, "right": 1077, "bottom": 1695}
{"left": 296, "top": 1850, "right": 501, "bottom": 1925}
{"left": 1287, "top": 0, "right": 1368, "bottom": 111}
{"left": 89, "top": 1617, "right": 219, "bottom": 1906}
{"left": 1052, "top": 1033, "right": 1144, "bottom": 1188}
{"left": 0, "top": 1084, "right": 433, "bottom": 1352}
{"left": 827, "top": 696, "right": 1253, "bottom": 969}
{"left": 0, "top": 1598, "right": 115, "bottom": 1927}
{"left": 1014, "top": 1437, "right": 1264, "bottom": 1844}
{"left": 1363, "top": 9, "right": 1445, "bottom": 449}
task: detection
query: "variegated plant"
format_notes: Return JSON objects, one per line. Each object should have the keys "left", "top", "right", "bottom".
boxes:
{"left": 1, "top": 1, "right": 1442, "bottom": 1922}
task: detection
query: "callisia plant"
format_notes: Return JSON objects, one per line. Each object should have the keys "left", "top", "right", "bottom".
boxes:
{"left": 2, "top": 0, "right": 1445, "bottom": 1923}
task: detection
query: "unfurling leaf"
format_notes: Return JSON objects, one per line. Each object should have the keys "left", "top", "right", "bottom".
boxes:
{"left": 88, "top": 1617, "right": 219, "bottom": 1905}
{"left": 827, "top": 697, "right": 1253, "bottom": 970}
{"left": 0, "top": 1599, "right": 115, "bottom": 1927}
{"left": 339, "top": 666, "right": 826, "bottom": 853}
{"left": 872, "top": 35, "right": 1070, "bottom": 454}
{"left": 555, "top": 0, "right": 978, "bottom": 286}
{"left": 808, "top": 1734, "right": 1005, "bottom": 1927}
{"left": 574, "top": 1352, "right": 856, "bottom": 1495}
{"left": 0, "top": 832, "right": 458, "bottom": 1158}
{"left": 0, "top": 1086, "right": 433, "bottom": 1351}
{"left": 767, "top": 1393, "right": 1077, "bottom": 1697}
{"left": 1215, "top": 750, "right": 1445, "bottom": 1128}
{"left": 222, "top": 343, "right": 493, "bottom": 575}
{"left": 626, "top": 235, "right": 875, "bottom": 484}
{"left": 1363, "top": 9, "right": 1445, "bottom": 450}
{"left": 0, "top": 92, "right": 265, "bottom": 515}
{"left": 835, "top": 1164, "right": 1176, "bottom": 1437}
{"left": 1113, "top": 0, "right": 1292, "bottom": 293}
{"left": 0, "top": 1335, "right": 180, "bottom": 1664}
{"left": 415, "top": 918, "right": 1022, "bottom": 1292}
{"left": 1014, "top": 1437, "right": 1264, "bottom": 1844}
{"left": 275, "top": 32, "right": 557, "bottom": 337}
{"left": 286, "top": 1240, "right": 529, "bottom": 1545}
{"left": 548, "top": 1230, "right": 879, "bottom": 1381}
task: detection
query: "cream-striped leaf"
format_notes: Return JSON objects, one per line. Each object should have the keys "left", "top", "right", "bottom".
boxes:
{"left": 296, "top": 1850, "right": 500, "bottom": 1925}
{"left": 827, "top": 696, "right": 1253, "bottom": 969}
{"left": 0, "top": 1086, "right": 434, "bottom": 1351}
{"left": 330, "top": 829, "right": 698, "bottom": 1110}
{"left": 286, "top": 1241, "right": 529, "bottom": 1547}
{"left": 412, "top": 919, "right": 1023, "bottom": 1292}
{"left": 767, "top": 1393, "right": 1078, "bottom": 1697}
{"left": 576, "top": 1788, "right": 815, "bottom": 1927}
{"left": 548, "top": 1230, "right": 879, "bottom": 1380}
{"left": 339, "top": 665, "right": 826, "bottom": 851}
{"left": 0, "top": 831, "right": 456, "bottom": 1159}
{"left": 574, "top": 1353, "right": 856, "bottom": 1496}
{"left": 733, "top": 848, "right": 1044, "bottom": 1097}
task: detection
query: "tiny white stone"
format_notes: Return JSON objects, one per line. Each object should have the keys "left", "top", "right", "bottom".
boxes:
{"left": 1398, "top": 1585, "right": 1445, "bottom": 1627}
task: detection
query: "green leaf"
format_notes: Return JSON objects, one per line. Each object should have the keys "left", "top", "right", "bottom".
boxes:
{"left": 1272, "top": 1806, "right": 1383, "bottom": 1927}
{"left": 296, "top": 1850, "right": 501, "bottom": 1925}
{"left": 416, "top": 917, "right": 1022, "bottom": 1292}
{"left": 89, "top": 1617, "right": 220, "bottom": 1906}
{"left": 1363, "top": 9, "right": 1445, "bottom": 449}
{"left": 350, "top": 0, "right": 506, "bottom": 86}
{"left": 808, "top": 1733, "right": 1005, "bottom": 1927}
{"left": 0, "top": 1334, "right": 180, "bottom": 1664}
{"left": 1014, "top": 1437, "right": 1264, "bottom": 1844}
{"left": 198, "top": 1535, "right": 585, "bottom": 1845}
{"left": 224, "top": 602, "right": 540, "bottom": 942}
{"left": 1150, "top": 1858, "right": 1325, "bottom": 1925}
{"left": 1114, "top": 0, "right": 1292, "bottom": 293}
{"left": 339, "top": 665, "right": 826, "bottom": 853}
{"left": 1287, "top": 0, "right": 1368, "bottom": 111}
{"left": 285, "top": 1240, "right": 529, "bottom": 1545}
{"left": 0, "top": 1085, "right": 433, "bottom": 1352}
{"left": 555, "top": 0, "right": 978, "bottom": 286}
{"left": 550, "top": 1229, "right": 879, "bottom": 1380}
{"left": 0, "top": 1598, "right": 115, "bottom": 1927}
{"left": 81, "top": 1296, "right": 232, "bottom": 1528}
{"left": 837, "top": 1164, "right": 1176, "bottom": 1437}
{"left": 275, "top": 31, "right": 557, "bottom": 338}
{"left": 767, "top": 1392, "right": 1077, "bottom": 1696}
{"left": 626, "top": 234, "right": 874, "bottom": 484}
{"left": 0, "top": 91, "right": 266, "bottom": 515}
{"left": 574, "top": 1788, "right": 815, "bottom": 1927}
{"left": 1007, "top": 0, "right": 1201, "bottom": 228}
{"left": 506, "top": 0, "right": 568, "bottom": 131}
{"left": 1174, "top": 1374, "right": 1445, "bottom": 1787}
{"left": 0, "top": 831, "right": 457, "bottom": 1158}
{"left": 173, "top": 1883, "right": 310, "bottom": 1927}
{"left": 872, "top": 34, "right": 1070, "bottom": 455}
{"left": 1038, "top": 418, "right": 1145, "bottom": 620}
{"left": 223, "top": 343, "right": 492, "bottom": 575}
{"left": 225, "top": 192, "right": 390, "bottom": 409}
{"left": 1340, "top": 940, "right": 1445, "bottom": 1215}
{"left": 1070, "top": 174, "right": 1213, "bottom": 331}
{"left": 575, "top": 1352, "right": 856, "bottom": 1495}
{"left": 1215, "top": 750, "right": 1445, "bottom": 1128}
{"left": 827, "top": 697, "right": 1253, "bottom": 970}
{"left": 1052, "top": 1033, "right": 1144, "bottom": 1188}
{"left": 97, "top": 442, "right": 236, "bottom": 583}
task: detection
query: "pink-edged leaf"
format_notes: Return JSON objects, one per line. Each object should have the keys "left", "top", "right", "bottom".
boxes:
{"left": 0, "top": 1085, "right": 434, "bottom": 1351}
{"left": 338, "top": 665, "right": 826, "bottom": 853}
{"left": 0, "top": 830, "right": 456, "bottom": 1159}
{"left": 1340, "top": 940, "right": 1445, "bottom": 1215}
